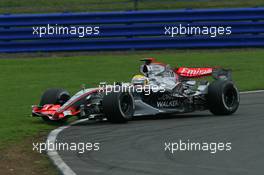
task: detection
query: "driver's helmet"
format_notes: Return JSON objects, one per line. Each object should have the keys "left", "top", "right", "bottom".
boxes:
{"left": 131, "top": 74, "right": 149, "bottom": 86}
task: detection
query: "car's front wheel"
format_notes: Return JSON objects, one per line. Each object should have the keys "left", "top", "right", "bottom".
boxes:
{"left": 102, "top": 91, "right": 135, "bottom": 123}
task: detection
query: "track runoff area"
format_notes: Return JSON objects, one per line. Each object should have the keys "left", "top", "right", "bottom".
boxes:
{"left": 35, "top": 90, "right": 264, "bottom": 175}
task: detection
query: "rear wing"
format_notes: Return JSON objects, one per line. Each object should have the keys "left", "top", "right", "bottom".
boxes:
{"left": 176, "top": 67, "right": 232, "bottom": 80}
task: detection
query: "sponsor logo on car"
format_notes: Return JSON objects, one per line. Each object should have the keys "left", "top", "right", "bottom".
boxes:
{"left": 177, "top": 67, "right": 213, "bottom": 77}
{"left": 157, "top": 100, "right": 179, "bottom": 108}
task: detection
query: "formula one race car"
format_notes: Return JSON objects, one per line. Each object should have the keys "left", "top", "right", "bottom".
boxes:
{"left": 32, "top": 58, "right": 240, "bottom": 123}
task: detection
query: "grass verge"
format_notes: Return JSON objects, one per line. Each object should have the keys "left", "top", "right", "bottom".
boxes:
{"left": 0, "top": 0, "right": 264, "bottom": 14}
{"left": 0, "top": 132, "right": 59, "bottom": 175}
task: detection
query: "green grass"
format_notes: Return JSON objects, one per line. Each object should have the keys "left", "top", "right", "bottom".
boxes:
{"left": 0, "top": 0, "right": 264, "bottom": 14}
{"left": 0, "top": 49, "right": 264, "bottom": 148}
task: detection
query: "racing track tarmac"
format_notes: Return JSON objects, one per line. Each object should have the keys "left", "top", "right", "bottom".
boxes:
{"left": 57, "top": 92, "right": 264, "bottom": 175}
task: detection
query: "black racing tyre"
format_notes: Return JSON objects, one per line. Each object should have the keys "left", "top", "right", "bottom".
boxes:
{"left": 208, "top": 80, "right": 240, "bottom": 115}
{"left": 39, "top": 88, "right": 70, "bottom": 106}
{"left": 102, "top": 91, "right": 135, "bottom": 123}
{"left": 39, "top": 88, "right": 70, "bottom": 122}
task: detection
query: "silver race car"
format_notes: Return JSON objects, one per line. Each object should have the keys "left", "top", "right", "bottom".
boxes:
{"left": 32, "top": 58, "right": 240, "bottom": 123}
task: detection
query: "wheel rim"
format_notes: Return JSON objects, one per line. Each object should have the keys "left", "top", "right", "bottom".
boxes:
{"left": 58, "top": 93, "right": 70, "bottom": 105}
{"left": 223, "top": 86, "right": 238, "bottom": 108}
{"left": 119, "top": 93, "right": 133, "bottom": 116}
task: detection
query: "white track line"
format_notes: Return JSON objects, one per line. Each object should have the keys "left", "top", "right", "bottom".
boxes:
{"left": 240, "top": 90, "right": 264, "bottom": 94}
{"left": 46, "top": 90, "right": 264, "bottom": 175}
{"left": 46, "top": 119, "right": 88, "bottom": 175}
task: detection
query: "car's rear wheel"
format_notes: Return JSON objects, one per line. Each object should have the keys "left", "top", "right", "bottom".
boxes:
{"left": 102, "top": 91, "right": 135, "bottom": 123}
{"left": 39, "top": 88, "right": 70, "bottom": 122}
{"left": 208, "top": 80, "right": 239, "bottom": 115}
